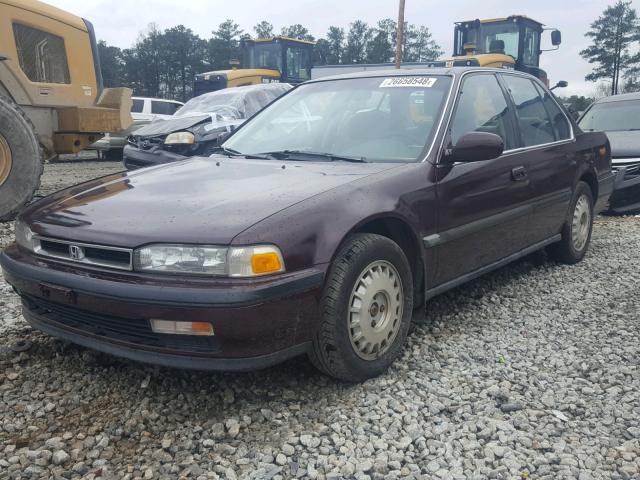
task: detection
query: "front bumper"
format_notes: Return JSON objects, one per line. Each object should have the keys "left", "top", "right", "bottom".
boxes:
{"left": 1, "top": 245, "right": 325, "bottom": 371}
{"left": 609, "top": 165, "right": 640, "bottom": 214}
{"left": 123, "top": 144, "right": 187, "bottom": 170}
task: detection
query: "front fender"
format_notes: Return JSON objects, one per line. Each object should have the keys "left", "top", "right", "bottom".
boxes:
{"left": 231, "top": 162, "right": 437, "bottom": 272}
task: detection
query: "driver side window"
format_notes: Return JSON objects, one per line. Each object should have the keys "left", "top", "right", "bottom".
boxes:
{"left": 451, "top": 74, "right": 513, "bottom": 150}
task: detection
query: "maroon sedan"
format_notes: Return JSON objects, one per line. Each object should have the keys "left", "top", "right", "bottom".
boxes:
{"left": 1, "top": 68, "right": 613, "bottom": 381}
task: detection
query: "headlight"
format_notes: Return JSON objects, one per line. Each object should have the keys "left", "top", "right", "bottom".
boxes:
{"left": 15, "top": 220, "right": 35, "bottom": 252}
{"left": 164, "top": 132, "right": 195, "bottom": 145}
{"left": 133, "top": 244, "right": 285, "bottom": 277}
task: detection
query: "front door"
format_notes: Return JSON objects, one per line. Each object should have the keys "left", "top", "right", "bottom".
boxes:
{"left": 430, "top": 73, "right": 535, "bottom": 286}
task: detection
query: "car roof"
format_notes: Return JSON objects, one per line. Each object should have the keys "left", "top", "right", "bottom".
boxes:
{"left": 305, "top": 66, "right": 536, "bottom": 83}
{"left": 595, "top": 91, "right": 640, "bottom": 104}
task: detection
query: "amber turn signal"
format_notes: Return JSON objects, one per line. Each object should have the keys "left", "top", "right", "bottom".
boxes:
{"left": 251, "top": 251, "right": 283, "bottom": 274}
{"left": 598, "top": 145, "right": 608, "bottom": 158}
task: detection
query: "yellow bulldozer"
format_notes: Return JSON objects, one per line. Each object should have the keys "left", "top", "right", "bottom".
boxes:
{"left": 194, "top": 36, "right": 315, "bottom": 96}
{"left": 433, "top": 15, "right": 562, "bottom": 86}
{"left": 0, "top": 0, "right": 132, "bottom": 220}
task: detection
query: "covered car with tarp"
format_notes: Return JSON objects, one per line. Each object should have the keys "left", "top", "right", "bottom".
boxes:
{"left": 123, "top": 83, "right": 292, "bottom": 169}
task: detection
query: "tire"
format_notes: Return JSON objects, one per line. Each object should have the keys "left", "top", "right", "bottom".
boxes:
{"left": 548, "top": 181, "right": 594, "bottom": 264}
{"left": 0, "top": 96, "right": 43, "bottom": 221}
{"left": 309, "top": 233, "right": 414, "bottom": 382}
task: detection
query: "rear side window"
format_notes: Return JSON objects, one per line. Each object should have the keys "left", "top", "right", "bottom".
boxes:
{"left": 13, "top": 23, "right": 70, "bottom": 84}
{"left": 534, "top": 84, "right": 571, "bottom": 140}
{"left": 451, "top": 74, "right": 513, "bottom": 149}
{"left": 502, "top": 75, "right": 555, "bottom": 147}
{"left": 151, "top": 101, "right": 181, "bottom": 115}
{"left": 131, "top": 99, "right": 144, "bottom": 113}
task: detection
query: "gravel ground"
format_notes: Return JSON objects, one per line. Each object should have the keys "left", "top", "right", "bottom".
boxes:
{"left": 1, "top": 161, "right": 639, "bottom": 480}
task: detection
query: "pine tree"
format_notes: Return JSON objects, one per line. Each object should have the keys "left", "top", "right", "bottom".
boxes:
{"left": 580, "top": 1, "right": 640, "bottom": 95}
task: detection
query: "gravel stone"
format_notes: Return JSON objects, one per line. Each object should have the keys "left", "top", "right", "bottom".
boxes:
{"left": 0, "top": 161, "right": 638, "bottom": 479}
{"left": 51, "top": 450, "right": 70, "bottom": 465}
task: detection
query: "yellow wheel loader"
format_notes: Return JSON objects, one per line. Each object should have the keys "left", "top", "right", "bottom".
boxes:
{"left": 0, "top": 0, "right": 132, "bottom": 220}
{"left": 194, "top": 36, "right": 314, "bottom": 96}
{"left": 430, "top": 15, "right": 562, "bottom": 85}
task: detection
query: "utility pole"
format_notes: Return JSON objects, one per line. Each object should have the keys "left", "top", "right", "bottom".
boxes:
{"left": 395, "top": 0, "right": 405, "bottom": 68}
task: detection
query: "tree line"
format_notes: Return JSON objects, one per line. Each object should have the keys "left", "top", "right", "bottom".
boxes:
{"left": 98, "top": 19, "right": 442, "bottom": 102}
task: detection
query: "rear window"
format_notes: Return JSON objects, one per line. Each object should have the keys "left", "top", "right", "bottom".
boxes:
{"left": 151, "top": 101, "right": 181, "bottom": 116}
{"left": 131, "top": 99, "right": 144, "bottom": 113}
{"left": 13, "top": 23, "right": 70, "bottom": 84}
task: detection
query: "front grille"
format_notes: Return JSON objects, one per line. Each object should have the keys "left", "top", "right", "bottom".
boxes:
{"left": 24, "top": 295, "right": 221, "bottom": 354}
{"left": 612, "top": 157, "right": 640, "bottom": 179}
{"left": 35, "top": 236, "right": 133, "bottom": 271}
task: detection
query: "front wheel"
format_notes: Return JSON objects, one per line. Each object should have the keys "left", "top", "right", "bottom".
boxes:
{"left": 309, "top": 233, "right": 413, "bottom": 382}
{"left": 548, "top": 181, "right": 594, "bottom": 264}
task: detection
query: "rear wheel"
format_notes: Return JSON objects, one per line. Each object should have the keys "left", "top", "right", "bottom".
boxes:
{"left": 548, "top": 181, "right": 594, "bottom": 264}
{"left": 309, "top": 233, "right": 413, "bottom": 381}
{"left": 0, "top": 97, "right": 42, "bottom": 221}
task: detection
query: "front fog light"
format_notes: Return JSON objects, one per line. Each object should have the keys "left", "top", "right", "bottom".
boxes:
{"left": 150, "top": 320, "right": 214, "bottom": 336}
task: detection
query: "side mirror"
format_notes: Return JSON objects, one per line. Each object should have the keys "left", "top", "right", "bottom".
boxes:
{"left": 551, "top": 30, "right": 562, "bottom": 46}
{"left": 447, "top": 132, "right": 504, "bottom": 163}
{"left": 550, "top": 80, "right": 568, "bottom": 91}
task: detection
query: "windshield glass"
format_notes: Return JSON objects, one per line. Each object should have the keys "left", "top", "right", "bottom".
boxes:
{"left": 224, "top": 75, "right": 452, "bottom": 163}
{"left": 459, "top": 22, "right": 519, "bottom": 58}
{"left": 578, "top": 99, "right": 640, "bottom": 132}
{"left": 248, "top": 43, "right": 282, "bottom": 71}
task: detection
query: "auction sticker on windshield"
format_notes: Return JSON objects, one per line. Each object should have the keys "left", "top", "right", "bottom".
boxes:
{"left": 379, "top": 77, "right": 437, "bottom": 88}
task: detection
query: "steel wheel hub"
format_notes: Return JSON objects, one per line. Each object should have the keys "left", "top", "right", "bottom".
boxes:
{"left": 572, "top": 194, "right": 591, "bottom": 251}
{"left": 348, "top": 260, "right": 403, "bottom": 361}
{"left": 0, "top": 134, "right": 11, "bottom": 187}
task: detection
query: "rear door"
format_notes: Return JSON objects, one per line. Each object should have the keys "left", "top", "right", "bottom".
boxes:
{"left": 499, "top": 74, "right": 575, "bottom": 242}
{"left": 431, "top": 72, "right": 536, "bottom": 286}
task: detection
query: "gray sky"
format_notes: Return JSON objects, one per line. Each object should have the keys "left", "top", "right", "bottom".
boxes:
{"left": 48, "top": 0, "right": 625, "bottom": 97}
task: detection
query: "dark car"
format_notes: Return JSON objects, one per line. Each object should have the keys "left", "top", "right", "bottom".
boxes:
{"left": 1, "top": 68, "right": 613, "bottom": 381}
{"left": 123, "top": 83, "right": 292, "bottom": 170}
{"left": 578, "top": 92, "right": 640, "bottom": 214}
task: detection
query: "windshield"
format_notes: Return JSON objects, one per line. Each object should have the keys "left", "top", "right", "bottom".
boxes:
{"left": 223, "top": 75, "right": 452, "bottom": 163}
{"left": 247, "top": 43, "right": 282, "bottom": 71}
{"left": 578, "top": 100, "right": 640, "bottom": 132}
{"left": 458, "top": 22, "right": 519, "bottom": 59}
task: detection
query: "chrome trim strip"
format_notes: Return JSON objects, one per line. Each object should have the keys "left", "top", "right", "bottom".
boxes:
{"left": 33, "top": 236, "right": 133, "bottom": 271}
{"left": 419, "top": 73, "right": 456, "bottom": 163}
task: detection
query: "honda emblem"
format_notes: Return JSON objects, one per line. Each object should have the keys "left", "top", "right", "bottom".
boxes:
{"left": 69, "top": 245, "right": 84, "bottom": 261}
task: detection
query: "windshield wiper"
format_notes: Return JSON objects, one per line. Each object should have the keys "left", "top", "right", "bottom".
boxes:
{"left": 212, "top": 146, "right": 269, "bottom": 159}
{"left": 258, "top": 150, "right": 368, "bottom": 163}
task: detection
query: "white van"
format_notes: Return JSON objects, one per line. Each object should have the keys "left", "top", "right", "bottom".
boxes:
{"left": 92, "top": 97, "right": 184, "bottom": 158}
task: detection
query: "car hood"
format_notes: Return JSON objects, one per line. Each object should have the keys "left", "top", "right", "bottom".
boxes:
{"left": 132, "top": 115, "right": 242, "bottom": 138}
{"left": 605, "top": 130, "right": 640, "bottom": 159}
{"left": 23, "top": 157, "right": 399, "bottom": 247}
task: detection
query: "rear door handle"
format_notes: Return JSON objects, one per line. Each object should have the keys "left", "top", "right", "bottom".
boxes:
{"left": 511, "top": 166, "right": 528, "bottom": 181}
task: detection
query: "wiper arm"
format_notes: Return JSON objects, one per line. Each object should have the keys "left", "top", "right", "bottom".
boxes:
{"left": 258, "top": 150, "right": 368, "bottom": 163}
{"left": 211, "top": 146, "right": 269, "bottom": 159}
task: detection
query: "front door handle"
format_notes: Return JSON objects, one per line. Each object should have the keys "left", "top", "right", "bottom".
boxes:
{"left": 511, "top": 166, "right": 528, "bottom": 182}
